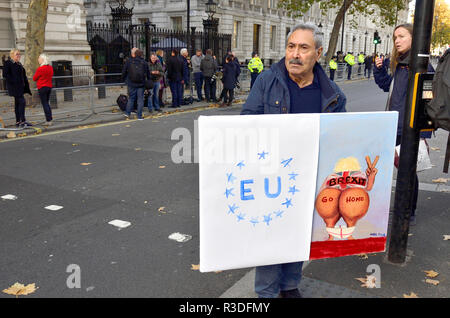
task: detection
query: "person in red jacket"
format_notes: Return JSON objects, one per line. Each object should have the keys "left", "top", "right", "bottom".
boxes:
{"left": 33, "top": 53, "right": 53, "bottom": 125}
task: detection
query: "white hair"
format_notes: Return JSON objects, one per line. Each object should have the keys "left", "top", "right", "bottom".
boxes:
{"left": 180, "top": 48, "right": 188, "bottom": 55}
{"left": 39, "top": 53, "right": 50, "bottom": 66}
{"left": 286, "top": 22, "right": 323, "bottom": 49}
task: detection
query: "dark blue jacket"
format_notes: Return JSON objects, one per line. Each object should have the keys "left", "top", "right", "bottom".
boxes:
{"left": 241, "top": 58, "right": 346, "bottom": 115}
{"left": 121, "top": 56, "right": 151, "bottom": 88}
{"left": 373, "top": 51, "right": 434, "bottom": 137}
{"left": 222, "top": 62, "right": 237, "bottom": 90}
{"left": 182, "top": 56, "right": 190, "bottom": 83}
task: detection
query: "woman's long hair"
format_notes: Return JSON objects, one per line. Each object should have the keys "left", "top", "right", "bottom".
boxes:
{"left": 390, "top": 23, "right": 413, "bottom": 72}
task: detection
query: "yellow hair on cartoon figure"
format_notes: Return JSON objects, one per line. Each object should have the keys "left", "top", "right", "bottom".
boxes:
{"left": 333, "top": 157, "right": 361, "bottom": 173}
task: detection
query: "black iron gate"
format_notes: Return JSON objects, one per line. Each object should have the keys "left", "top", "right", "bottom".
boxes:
{"left": 87, "top": 22, "right": 232, "bottom": 78}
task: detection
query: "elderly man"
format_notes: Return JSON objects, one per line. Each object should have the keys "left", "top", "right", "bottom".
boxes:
{"left": 191, "top": 49, "right": 204, "bottom": 102}
{"left": 121, "top": 47, "right": 151, "bottom": 120}
{"left": 241, "top": 23, "right": 347, "bottom": 298}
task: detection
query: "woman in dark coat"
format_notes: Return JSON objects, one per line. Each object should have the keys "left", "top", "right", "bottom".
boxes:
{"left": 220, "top": 55, "right": 237, "bottom": 107}
{"left": 3, "top": 49, "right": 32, "bottom": 128}
{"left": 373, "top": 23, "right": 434, "bottom": 225}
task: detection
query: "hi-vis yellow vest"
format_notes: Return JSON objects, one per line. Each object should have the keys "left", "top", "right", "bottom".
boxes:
{"left": 344, "top": 54, "right": 356, "bottom": 66}
{"left": 329, "top": 60, "right": 337, "bottom": 70}
{"left": 358, "top": 54, "right": 365, "bottom": 63}
{"left": 248, "top": 57, "right": 263, "bottom": 73}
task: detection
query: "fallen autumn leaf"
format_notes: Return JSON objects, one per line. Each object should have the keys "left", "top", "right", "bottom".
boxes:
{"left": 403, "top": 292, "right": 419, "bottom": 298}
{"left": 425, "top": 279, "right": 439, "bottom": 286}
{"left": 424, "top": 270, "right": 439, "bottom": 278}
{"left": 2, "top": 282, "right": 38, "bottom": 297}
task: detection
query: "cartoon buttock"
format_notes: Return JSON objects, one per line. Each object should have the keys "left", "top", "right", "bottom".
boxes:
{"left": 315, "top": 156, "right": 378, "bottom": 241}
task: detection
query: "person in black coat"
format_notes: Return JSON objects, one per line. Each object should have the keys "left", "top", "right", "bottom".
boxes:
{"left": 3, "top": 49, "right": 32, "bottom": 128}
{"left": 166, "top": 49, "right": 185, "bottom": 108}
{"left": 364, "top": 54, "right": 374, "bottom": 78}
{"left": 220, "top": 55, "right": 237, "bottom": 107}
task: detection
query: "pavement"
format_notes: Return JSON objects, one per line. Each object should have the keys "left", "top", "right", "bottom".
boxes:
{"left": 1, "top": 79, "right": 448, "bottom": 300}
{"left": 0, "top": 86, "right": 229, "bottom": 140}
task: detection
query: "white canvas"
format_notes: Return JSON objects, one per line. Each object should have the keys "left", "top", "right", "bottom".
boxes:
{"left": 199, "top": 114, "right": 320, "bottom": 272}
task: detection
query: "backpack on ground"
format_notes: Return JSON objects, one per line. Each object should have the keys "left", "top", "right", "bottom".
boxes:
{"left": 426, "top": 48, "right": 450, "bottom": 173}
{"left": 128, "top": 59, "right": 145, "bottom": 84}
{"left": 117, "top": 94, "right": 128, "bottom": 111}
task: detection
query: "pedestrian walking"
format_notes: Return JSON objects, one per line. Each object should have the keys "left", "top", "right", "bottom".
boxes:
{"left": 200, "top": 49, "right": 218, "bottom": 102}
{"left": 241, "top": 23, "right": 346, "bottom": 298}
{"left": 373, "top": 23, "right": 434, "bottom": 225}
{"left": 147, "top": 52, "right": 163, "bottom": 113}
{"left": 3, "top": 48, "right": 32, "bottom": 128}
{"left": 121, "top": 47, "right": 151, "bottom": 120}
{"left": 166, "top": 48, "right": 185, "bottom": 108}
{"left": 32, "top": 53, "right": 53, "bottom": 126}
{"left": 248, "top": 52, "right": 264, "bottom": 89}
{"left": 220, "top": 55, "right": 237, "bottom": 107}
{"left": 191, "top": 49, "right": 204, "bottom": 102}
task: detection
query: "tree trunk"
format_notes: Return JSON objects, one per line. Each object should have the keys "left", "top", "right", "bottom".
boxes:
{"left": 24, "top": 0, "right": 49, "bottom": 106}
{"left": 24, "top": 0, "right": 49, "bottom": 78}
{"left": 325, "top": 0, "right": 354, "bottom": 64}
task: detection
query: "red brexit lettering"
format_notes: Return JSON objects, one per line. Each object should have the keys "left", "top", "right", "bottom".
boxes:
{"left": 326, "top": 171, "right": 367, "bottom": 189}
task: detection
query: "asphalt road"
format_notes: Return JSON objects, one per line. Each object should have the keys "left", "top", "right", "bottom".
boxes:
{"left": 0, "top": 79, "right": 448, "bottom": 298}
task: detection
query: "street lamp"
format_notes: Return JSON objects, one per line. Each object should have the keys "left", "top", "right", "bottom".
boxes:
{"left": 386, "top": 34, "right": 390, "bottom": 54}
{"left": 205, "top": 0, "right": 217, "bottom": 20}
{"left": 340, "top": 0, "right": 346, "bottom": 52}
{"left": 203, "top": 0, "right": 219, "bottom": 51}
{"left": 364, "top": 31, "right": 368, "bottom": 55}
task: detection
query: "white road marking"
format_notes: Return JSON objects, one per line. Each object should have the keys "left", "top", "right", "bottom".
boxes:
{"left": 45, "top": 205, "right": 64, "bottom": 211}
{"left": 1, "top": 194, "right": 17, "bottom": 200}
{"left": 168, "top": 232, "right": 192, "bottom": 243}
{"left": 108, "top": 219, "right": 131, "bottom": 229}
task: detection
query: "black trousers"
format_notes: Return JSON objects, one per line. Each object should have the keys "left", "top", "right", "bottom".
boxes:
{"left": 38, "top": 87, "right": 53, "bottom": 122}
{"left": 329, "top": 69, "right": 335, "bottom": 81}
{"left": 14, "top": 95, "right": 26, "bottom": 124}
{"left": 223, "top": 88, "right": 234, "bottom": 104}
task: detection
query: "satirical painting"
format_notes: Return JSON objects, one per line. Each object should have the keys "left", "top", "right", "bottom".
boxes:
{"left": 309, "top": 112, "right": 398, "bottom": 260}
{"left": 199, "top": 112, "right": 398, "bottom": 272}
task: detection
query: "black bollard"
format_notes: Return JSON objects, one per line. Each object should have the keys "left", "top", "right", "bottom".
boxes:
{"left": 97, "top": 68, "right": 106, "bottom": 99}
{"left": 63, "top": 69, "right": 73, "bottom": 102}
{"left": 50, "top": 78, "right": 58, "bottom": 109}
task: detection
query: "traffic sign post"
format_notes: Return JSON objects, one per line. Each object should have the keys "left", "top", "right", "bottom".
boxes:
{"left": 387, "top": 0, "right": 436, "bottom": 264}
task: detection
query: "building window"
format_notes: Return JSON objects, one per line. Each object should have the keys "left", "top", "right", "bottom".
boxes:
{"left": 253, "top": 24, "right": 261, "bottom": 54}
{"left": 285, "top": 27, "right": 291, "bottom": 47}
{"left": 232, "top": 20, "right": 241, "bottom": 49}
{"left": 171, "top": 16, "right": 182, "bottom": 30}
{"left": 270, "top": 25, "right": 276, "bottom": 50}
{"left": 267, "top": 0, "right": 277, "bottom": 9}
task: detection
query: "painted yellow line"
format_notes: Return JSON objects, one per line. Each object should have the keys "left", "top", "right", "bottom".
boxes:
{"left": 0, "top": 104, "right": 231, "bottom": 143}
